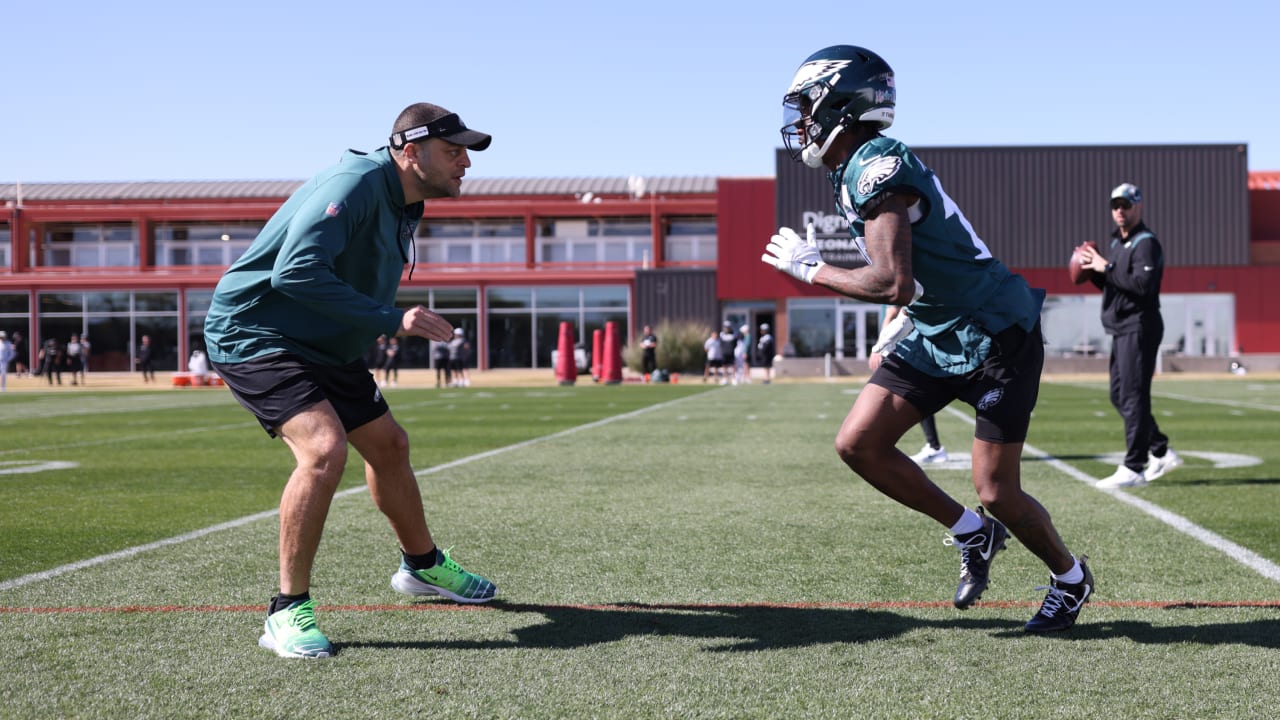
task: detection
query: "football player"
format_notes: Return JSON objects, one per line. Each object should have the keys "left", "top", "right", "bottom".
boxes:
{"left": 762, "top": 45, "right": 1092, "bottom": 632}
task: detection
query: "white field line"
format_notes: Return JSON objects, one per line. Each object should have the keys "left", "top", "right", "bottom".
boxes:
{"left": 1051, "top": 381, "right": 1280, "bottom": 413}
{"left": 0, "top": 393, "right": 708, "bottom": 592}
{"left": 0, "top": 422, "right": 256, "bottom": 457}
{"left": 940, "top": 405, "right": 1280, "bottom": 583}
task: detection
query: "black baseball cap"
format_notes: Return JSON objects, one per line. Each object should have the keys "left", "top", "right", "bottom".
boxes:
{"left": 390, "top": 103, "right": 491, "bottom": 151}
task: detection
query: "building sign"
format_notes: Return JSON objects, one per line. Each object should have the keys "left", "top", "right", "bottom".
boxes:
{"left": 774, "top": 149, "right": 869, "bottom": 269}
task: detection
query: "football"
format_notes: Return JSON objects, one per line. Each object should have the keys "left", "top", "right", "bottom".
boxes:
{"left": 1069, "top": 241, "right": 1098, "bottom": 285}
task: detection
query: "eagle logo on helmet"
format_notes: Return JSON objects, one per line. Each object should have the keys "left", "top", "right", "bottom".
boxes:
{"left": 787, "top": 59, "right": 852, "bottom": 94}
{"left": 856, "top": 155, "right": 903, "bottom": 196}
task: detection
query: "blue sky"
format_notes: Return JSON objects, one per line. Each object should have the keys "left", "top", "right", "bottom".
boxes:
{"left": 4, "top": 0, "right": 1277, "bottom": 183}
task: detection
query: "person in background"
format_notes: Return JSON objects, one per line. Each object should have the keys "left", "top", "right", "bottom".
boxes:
{"left": 382, "top": 336, "right": 401, "bottom": 387}
{"left": 703, "top": 329, "right": 723, "bottom": 384}
{"left": 733, "top": 324, "right": 752, "bottom": 385}
{"left": 872, "top": 307, "right": 947, "bottom": 465}
{"left": 136, "top": 335, "right": 156, "bottom": 382}
{"left": 756, "top": 323, "right": 776, "bottom": 384}
{"left": 0, "top": 331, "right": 13, "bottom": 392}
{"left": 66, "top": 333, "right": 85, "bottom": 386}
{"left": 80, "top": 334, "right": 92, "bottom": 377}
{"left": 639, "top": 325, "right": 658, "bottom": 383}
{"left": 40, "top": 338, "right": 63, "bottom": 385}
{"left": 448, "top": 328, "right": 471, "bottom": 387}
{"left": 11, "top": 332, "right": 28, "bottom": 377}
{"left": 370, "top": 335, "right": 389, "bottom": 380}
{"left": 202, "top": 102, "right": 497, "bottom": 659}
{"left": 1079, "top": 183, "right": 1181, "bottom": 488}
{"left": 718, "top": 321, "right": 738, "bottom": 386}
{"left": 433, "top": 340, "right": 451, "bottom": 388}
{"left": 189, "top": 347, "right": 211, "bottom": 385}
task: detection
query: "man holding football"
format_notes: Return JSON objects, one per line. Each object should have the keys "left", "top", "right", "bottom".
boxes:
{"left": 763, "top": 45, "right": 1092, "bottom": 632}
{"left": 1078, "top": 183, "right": 1181, "bottom": 488}
{"left": 205, "top": 102, "right": 498, "bottom": 659}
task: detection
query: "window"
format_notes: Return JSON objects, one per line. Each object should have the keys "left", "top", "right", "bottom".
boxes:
{"left": 155, "top": 221, "right": 261, "bottom": 266}
{"left": 37, "top": 290, "right": 179, "bottom": 372}
{"left": 371, "top": 287, "right": 480, "bottom": 369}
{"left": 537, "top": 217, "right": 652, "bottom": 266}
{"left": 486, "top": 285, "right": 630, "bottom": 368}
{"left": 43, "top": 223, "right": 137, "bottom": 268}
{"left": 0, "top": 223, "right": 9, "bottom": 269}
{"left": 417, "top": 218, "right": 525, "bottom": 266}
{"left": 665, "top": 216, "right": 717, "bottom": 263}
{"left": 1040, "top": 293, "right": 1236, "bottom": 358}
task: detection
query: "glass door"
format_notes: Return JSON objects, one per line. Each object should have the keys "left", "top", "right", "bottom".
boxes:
{"left": 836, "top": 304, "right": 881, "bottom": 361}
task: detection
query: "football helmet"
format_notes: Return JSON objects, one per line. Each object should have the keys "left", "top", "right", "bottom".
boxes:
{"left": 782, "top": 45, "right": 896, "bottom": 168}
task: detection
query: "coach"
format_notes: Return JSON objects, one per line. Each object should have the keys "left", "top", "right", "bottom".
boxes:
{"left": 1080, "top": 183, "right": 1182, "bottom": 488}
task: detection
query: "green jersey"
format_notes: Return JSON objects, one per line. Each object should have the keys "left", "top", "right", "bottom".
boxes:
{"left": 204, "top": 148, "right": 420, "bottom": 366}
{"left": 836, "top": 136, "right": 1044, "bottom": 376}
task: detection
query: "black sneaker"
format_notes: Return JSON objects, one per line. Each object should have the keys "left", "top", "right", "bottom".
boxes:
{"left": 1025, "top": 556, "right": 1094, "bottom": 633}
{"left": 945, "top": 507, "right": 1008, "bottom": 609}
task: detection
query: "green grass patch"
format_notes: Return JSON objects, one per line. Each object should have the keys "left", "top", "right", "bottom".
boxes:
{"left": 1, "top": 378, "right": 1277, "bottom": 719}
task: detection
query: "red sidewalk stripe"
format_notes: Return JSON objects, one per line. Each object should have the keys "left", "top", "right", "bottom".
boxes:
{"left": 2, "top": 599, "right": 1278, "bottom": 614}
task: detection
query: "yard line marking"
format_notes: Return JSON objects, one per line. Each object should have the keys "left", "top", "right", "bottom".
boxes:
{"left": 0, "top": 393, "right": 707, "bottom": 592}
{"left": 1048, "top": 381, "right": 1280, "bottom": 413}
{"left": 941, "top": 405, "right": 1280, "bottom": 583}
{"left": 5, "top": 599, "right": 1280, "bottom": 614}
{"left": 0, "top": 510, "right": 281, "bottom": 592}
{"left": 410, "top": 394, "right": 709, "bottom": 479}
{"left": 0, "top": 422, "right": 256, "bottom": 457}
{"left": 1150, "top": 390, "right": 1280, "bottom": 413}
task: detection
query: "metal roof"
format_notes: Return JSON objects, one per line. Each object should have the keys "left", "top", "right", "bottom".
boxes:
{"left": 1249, "top": 172, "right": 1280, "bottom": 190}
{"left": 0, "top": 176, "right": 717, "bottom": 203}
{"left": 0, "top": 180, "right": 305, "bottom": 202}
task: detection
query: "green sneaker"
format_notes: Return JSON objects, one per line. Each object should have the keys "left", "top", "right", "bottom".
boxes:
{"left": 258, "top": 599, "right": 333, "bottom": 659}
{"left": 390, "top": 547, "right": 497, "bottom": 604}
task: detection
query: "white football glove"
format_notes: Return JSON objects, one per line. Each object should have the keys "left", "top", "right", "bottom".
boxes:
{"left": 762, "top": 224, "right": 825, "bottom": 284}
{"left": 910, "top": 279, "right": 924, "bottom": 305}
{"left": 871, "top": 311, "right": 915, "bottom": 356}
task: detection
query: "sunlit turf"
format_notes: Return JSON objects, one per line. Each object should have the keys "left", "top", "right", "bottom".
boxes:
{"left": 1, "top": 377, "right": 1277, "bottom": 719}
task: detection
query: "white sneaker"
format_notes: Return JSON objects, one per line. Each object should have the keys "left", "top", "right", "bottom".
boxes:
{"left": 1096, "top": 465, "right": 1148, "bottom": 489}
{"left": 910, "top": 444, "right": 948, "bottom": 464}
{"left": 1144, "top": 449, "right": 1183, "bottom": 482}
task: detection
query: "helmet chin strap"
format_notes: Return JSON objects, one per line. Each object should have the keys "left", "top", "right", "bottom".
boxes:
{"left": 802, "top": 124, "right": 846, "bottom": 168}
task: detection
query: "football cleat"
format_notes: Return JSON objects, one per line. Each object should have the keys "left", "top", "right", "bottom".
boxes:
{"left": 1025, "top": 556, "right": 1094, "bottom": 633}
{"left": 391, "top": 547, "right": 496, "bottom": 604}
{"left": 1096, "top": 465, "right": 1147, "bottom": 489}
{"left": 910, "top": 444, "right": 948, "bottom": 465}
{"left": 1144, "top": 449, "right": 1183, "bottom": 482}
{"left": 258, "top": 599, "right": 333, "bottom": 659}
{"left": 944, "top": 507, "right": 1008, "bottom": 609}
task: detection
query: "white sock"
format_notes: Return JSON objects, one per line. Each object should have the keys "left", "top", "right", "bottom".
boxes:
{"left": 1052, "top": 557, "right": 1084, "bottom": 585}
{"left": 948, "top": 508, "right": 984, "bottom": 535}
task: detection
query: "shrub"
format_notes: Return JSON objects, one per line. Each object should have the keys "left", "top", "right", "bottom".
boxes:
{"left": 622, "top": 320, "right": 713, "bottom": 374}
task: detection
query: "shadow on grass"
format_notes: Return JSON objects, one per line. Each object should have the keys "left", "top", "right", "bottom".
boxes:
{"left": 992, "top": 615, "right": 1280, "bottom": 647}
{"left": 338, "top": 601, "right": 1280, "bottom": 654}
{"left": 342, "top": 602, "right": 1012, "bottom": 652}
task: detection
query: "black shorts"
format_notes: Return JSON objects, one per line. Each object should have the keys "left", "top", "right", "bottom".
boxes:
{"left": 869, "top": 322, "right": 1044, "bottom": 444}
{"left": 211, "top": 352, "right": 389, "bottom": 438}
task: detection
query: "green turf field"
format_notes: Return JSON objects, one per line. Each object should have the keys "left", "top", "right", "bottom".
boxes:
{"left": 1, "top": 378, "right": 1278, "bottom": 719}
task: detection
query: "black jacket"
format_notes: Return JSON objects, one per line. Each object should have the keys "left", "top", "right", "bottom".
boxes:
{"left": 1091, "top": 221, "right": 1164, "bottom": 335}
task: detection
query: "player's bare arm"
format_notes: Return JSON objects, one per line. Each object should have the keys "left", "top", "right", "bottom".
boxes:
{"left": 812, "top": 194, "right": 917, "bottom": 305}
{"left": 399, "top": 305, "right": 454, "bottom": 342}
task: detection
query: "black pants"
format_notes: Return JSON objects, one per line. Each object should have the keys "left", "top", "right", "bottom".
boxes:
{"left": 920, "top": 414, "right": 941, "bottom": 449}
{"left": 1109, "top": 326, "right": 1169, "bottom": 472}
